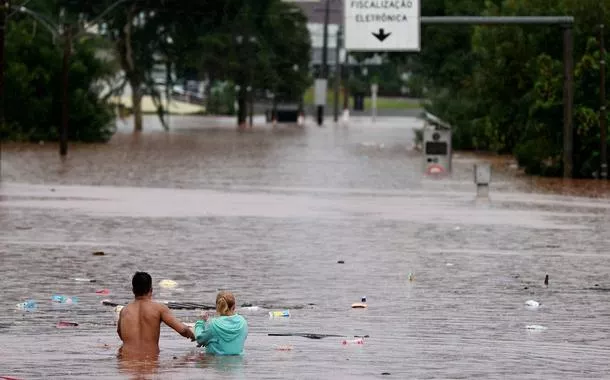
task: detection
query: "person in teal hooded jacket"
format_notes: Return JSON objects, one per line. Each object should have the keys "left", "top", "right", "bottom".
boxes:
{"left": 194, "top": 291, "right": 248, "bottom": 355}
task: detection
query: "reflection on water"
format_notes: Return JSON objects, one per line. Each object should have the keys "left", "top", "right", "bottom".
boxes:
{"left": 117, "top": 350, "right": 159, "bottom": 380}
{"left": 189, "top": 354, "right": 245, "bottom": 374}
{"left": 1, "top": 116, "right": 610, "bottom": 378}
{"left": 117, "top": 348, "right": 245, "bottom": 379}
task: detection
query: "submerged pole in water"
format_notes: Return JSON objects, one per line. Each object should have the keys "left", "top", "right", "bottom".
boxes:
{"left": 474, "top": 163, "right": 491, "bottom": 198}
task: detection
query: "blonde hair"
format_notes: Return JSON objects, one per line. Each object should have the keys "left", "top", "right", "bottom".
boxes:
{"left": 216, "top": 291, "right": 236, "bottom": 316}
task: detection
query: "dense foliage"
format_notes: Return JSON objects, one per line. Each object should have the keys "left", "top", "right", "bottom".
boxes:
{"left": 1, "top": 0, "right": 312, "bottom": 141}
{"left": 0, "top": 16, "right": 116, "bottom": 142}
{"left": 66, "top": 0, "right": 312, "bottom": 129}
{"left": 411, "top": 0, "right": 610, "bottom": 177}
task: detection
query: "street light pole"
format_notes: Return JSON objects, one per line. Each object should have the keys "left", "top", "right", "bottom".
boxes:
{"left": 0, "top": 1, "right": 6, "bottom": 131}
{"left": 317, "top": 0, "right": 330, "bottom": 126}
{"left": 60, "top": 24, "right": 71, "bottom": 157}
{"left": 600, "top": 24, "right": 608, "bottom": 179}
{"left": 0, "top": 1, "right": 6, "bottom": 180}
{"left": 333, "top": 26, "right": 341, "bottom": 123}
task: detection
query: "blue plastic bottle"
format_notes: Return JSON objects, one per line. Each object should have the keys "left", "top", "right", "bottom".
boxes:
{"left": 52, "top": 295, "right": 78, "bottom": 304}
{"left": 16, "top": 300, "right": 38, "bottom": 311}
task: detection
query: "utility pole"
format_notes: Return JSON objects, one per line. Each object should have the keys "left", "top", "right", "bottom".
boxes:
{"left": 343, "top": 53, "right": 349, "bottom": 114}
{"left": 317, "top": 0, "right": 330, "bottom": 126}
{"left": 0, "top": 1, "right": 7, "bottom": 179}
{"left": 600, "top": 24, "right": 608, "bottom": 179}
{"left": 60, "top": 24, "right": 71, "bottom": 157}
{"left": 562, "top": 25, "right": 574, "bottom": 179}
{"left": 333, "top": 26, "right": 341, "bottom": 123}
{"left": 0, "top": 1, "right": 6, "bottom": 130}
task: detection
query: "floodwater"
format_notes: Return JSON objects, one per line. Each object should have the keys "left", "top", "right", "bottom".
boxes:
{"left": 1, "top": 115, "right": 610, "bottom": 379}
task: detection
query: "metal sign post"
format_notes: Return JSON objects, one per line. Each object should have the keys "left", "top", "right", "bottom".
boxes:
{"left": 371, "top": 83, "right": 378, "bottom": 122}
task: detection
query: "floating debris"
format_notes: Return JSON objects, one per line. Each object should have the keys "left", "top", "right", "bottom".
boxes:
{"left": 525, "top": 300, "right": 540, "bottom": 308}
{"left": 526, "top": 325, "right": 547, "bottom": 331}
{"left": 56, "top": 321, "right": 79, "bottom": 328}
{"left": 92, "top": 251, "right": 105, "bottom": 256}
{"left": 52, "top": 295, "right": 78, "bottom": 305}
{"left": 342, "top": 338, "right": 364, "bottom": 345}
{"left": 240, "top": 306, "right": 262, "bottom": 312}
{"left": 159, "top": 279, "right": 178, "bottom": 289}
{"left": 269, "top": 310, "right": 290, "bottom": 318}
{"left": 351, "top": 296, "right": 367, "bottom": 309}
{"left": 74, "top": 278, "right": 96, "bottom": 283}
{"left": 268, "top": 333, "right": 368, "bottom": 340}
{"left": 16, "top": 300, "right": 37, "bottom": 312}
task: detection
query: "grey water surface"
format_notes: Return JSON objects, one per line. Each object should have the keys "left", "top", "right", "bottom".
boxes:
{"left": 1, "top": 116, "right": 609, "bottom": 379}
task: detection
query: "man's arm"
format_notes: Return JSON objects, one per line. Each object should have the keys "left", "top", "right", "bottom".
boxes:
{"left": 160, "top": 305, "right": 195, "bottom": 340}
{"left": 116, "top": 308, "right": 123, "bottom": 341}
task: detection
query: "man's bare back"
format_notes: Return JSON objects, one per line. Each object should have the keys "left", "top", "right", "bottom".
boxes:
{"left": 118, "top": 272, "right": 194, "bottom": 358}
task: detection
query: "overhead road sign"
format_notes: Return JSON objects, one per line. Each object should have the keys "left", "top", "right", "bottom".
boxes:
{"left": 344, "top": 0, "right": 420, "bottom": 51}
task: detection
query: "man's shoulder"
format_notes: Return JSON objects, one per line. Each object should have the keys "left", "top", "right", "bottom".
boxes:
{"left": 153, "top": 301, "right": 170, "bottom": 311}
{"left": 124, "top": 300, "right": 165, "bottom": 312}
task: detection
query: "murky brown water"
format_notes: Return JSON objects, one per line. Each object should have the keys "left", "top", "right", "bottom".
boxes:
{"left": 1, "top": 116, "right": 610, "bottom": 379}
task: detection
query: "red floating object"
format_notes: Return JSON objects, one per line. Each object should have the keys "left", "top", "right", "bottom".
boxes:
{"left": 57, "top": 321, "right": 79, "bottom": 328}
{"left": 95, "top": 289, "right": 110, "bottom": 295}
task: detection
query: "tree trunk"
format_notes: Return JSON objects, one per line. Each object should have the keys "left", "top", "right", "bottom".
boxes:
{"left": 237, "top": 89, "right": 247, "bottom": 129}
{"left": 236, "top": 80, "right": 247, "bottom": 127}
{"left": 122, "top": 5, "right": 142, "bottom": 132}
{"left": 131, "top": 82, "right": 143, "bottom": 131}
{"left": 248, "top": 90, "right": 253, "bottom": 127}
{"left": 205, "top": 73, "right": 213, "bottom": 113}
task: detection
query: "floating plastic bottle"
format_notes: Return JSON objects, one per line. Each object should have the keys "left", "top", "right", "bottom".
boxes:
{"left": 95, "top": 289, "right": 111, "bottom": 295}
{"left": 16, "top": 300, "right": 37, "bottom": 311}
{"left": 74, "top": 278, "right": 96, "bottom": 283}
{"left": 52, "top": 295, "right": 78, "bottom": 305}
{"left": 269, "top": 310, "right": 290, "bottom": 318}
{"left": 526, "top": 325, "right": 547, "bottom": 331}
{"left": 342, "top": 338, "right": 365, "bottom": 345}
{"left": 525, "top": 300, "right": 540, "bottom": 308}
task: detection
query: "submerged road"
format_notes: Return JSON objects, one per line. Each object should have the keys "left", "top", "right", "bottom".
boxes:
{"left": 1, "top": 115, "right": 609, "bottom": 379}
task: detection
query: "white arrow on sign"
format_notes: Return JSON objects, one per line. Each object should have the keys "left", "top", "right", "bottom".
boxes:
{"left": 344, "top": 0, "right": 421, "bottom": 52}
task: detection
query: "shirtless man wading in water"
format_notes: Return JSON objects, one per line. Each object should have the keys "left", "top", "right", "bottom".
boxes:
{"left": 117, "top": 272, "right": 195, "bottom": 358}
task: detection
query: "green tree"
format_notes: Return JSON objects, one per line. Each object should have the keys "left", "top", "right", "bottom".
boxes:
{"left": 412, "top": 0, "right": 610, "bottom": 178}
{"left": 1, "top": 15, "right": 115, "bottom": 142}
{"left": 174, "top": 0, "right": 311, "bottom": 125}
